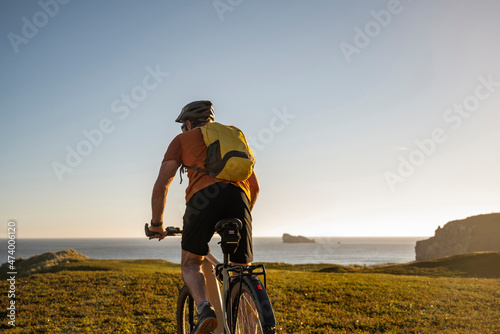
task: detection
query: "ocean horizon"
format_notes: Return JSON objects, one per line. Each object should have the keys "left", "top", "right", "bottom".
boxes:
{"left": 10, "top": 236, "right": 427, "bottom": 266}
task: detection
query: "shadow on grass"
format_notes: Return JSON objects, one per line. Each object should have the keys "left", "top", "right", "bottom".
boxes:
{"left": 317, "top": 252, "right": 500, "bottom": 278}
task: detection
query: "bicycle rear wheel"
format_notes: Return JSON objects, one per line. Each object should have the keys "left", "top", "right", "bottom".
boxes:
{"left": 229, "top": 278, "right": 276, "bottom": 334}
{"left": 176, "top": 286, "right": 198, "bottom": 334}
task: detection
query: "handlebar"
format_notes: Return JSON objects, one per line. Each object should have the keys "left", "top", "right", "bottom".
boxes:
{"left": 144, "top": 223, "right": 183, "bottom": 238}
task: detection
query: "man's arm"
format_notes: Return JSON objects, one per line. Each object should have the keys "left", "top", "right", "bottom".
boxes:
{"left": 150, "top": 160, "right": 180, "bottom": 238}
{"left": 247, "top": 171, "right": 260, "bottom": 211}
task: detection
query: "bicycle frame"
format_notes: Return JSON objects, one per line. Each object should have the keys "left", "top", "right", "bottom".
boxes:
{"left": 202, "top": 253, "right": 227, "bottom": 334}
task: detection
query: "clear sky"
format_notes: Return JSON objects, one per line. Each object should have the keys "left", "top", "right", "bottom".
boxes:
{"left": 1, "top": 0, "right": 499, "bottom": 238}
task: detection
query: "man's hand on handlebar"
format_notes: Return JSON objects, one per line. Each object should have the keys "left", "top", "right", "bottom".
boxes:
{"left": 145, "top": 224, "right": 183, "bottom": 240}
{"left": 144, "top": 223, "right": 167, "bottom": 241}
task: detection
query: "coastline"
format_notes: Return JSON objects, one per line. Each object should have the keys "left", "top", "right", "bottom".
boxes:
{"left": 12, "top": 236, "right": 425, "bottom": 266}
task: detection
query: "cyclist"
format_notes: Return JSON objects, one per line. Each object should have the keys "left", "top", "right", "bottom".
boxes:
{"left": 147, "top": 100, "right": 260, "bottom": 334}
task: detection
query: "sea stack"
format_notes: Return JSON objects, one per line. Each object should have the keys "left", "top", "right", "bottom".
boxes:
{"left": 282, "top": 233, "right": 315, "bottom": 243}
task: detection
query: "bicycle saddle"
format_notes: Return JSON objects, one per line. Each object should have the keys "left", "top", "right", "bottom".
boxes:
{"left": 215, "top": 218, "right": 243, "bottom": 233}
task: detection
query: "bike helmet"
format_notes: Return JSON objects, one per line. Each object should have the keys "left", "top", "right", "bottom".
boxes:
{"left": 175, "top": 100, "right": 215, "bottom": 123}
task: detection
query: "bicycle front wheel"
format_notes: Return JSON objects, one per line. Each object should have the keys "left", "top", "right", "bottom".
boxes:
{"left": 229, "top": 278, "right": 276, "bottom": 334}
{"left": 176, "top": 286, "right": 198, "bottom": 334}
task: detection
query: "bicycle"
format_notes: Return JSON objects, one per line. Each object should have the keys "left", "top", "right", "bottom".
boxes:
{"left": 145, "top": 218, "right": 276, "bottom": 334}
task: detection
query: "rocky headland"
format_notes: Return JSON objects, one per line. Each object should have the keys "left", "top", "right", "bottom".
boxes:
{"left": 1, "top": 249, "right": 89, "bottom": 277}
{"left": 415, "top": 213, "right": 500, "bottom": 261}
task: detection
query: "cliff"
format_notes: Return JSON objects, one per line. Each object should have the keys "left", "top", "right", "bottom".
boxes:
{"left": 415, "top": 213, "right": 500, "bottom": 261}
{"left": 282, "top": 233, "right": 315, "bottom": 243}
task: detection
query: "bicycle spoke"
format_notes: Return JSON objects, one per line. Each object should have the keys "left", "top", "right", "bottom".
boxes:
{"left": 235, "top": 291, "right": 263, "bottom": 334}
{"left": 241, "top": 294, "right": 260, "bottom": 321}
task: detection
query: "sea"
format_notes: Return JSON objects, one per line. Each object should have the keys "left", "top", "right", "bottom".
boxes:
{"left": 10, "top": 236, "right": 427, "bottom": 266}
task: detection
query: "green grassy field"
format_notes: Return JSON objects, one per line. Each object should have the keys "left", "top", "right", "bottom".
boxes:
{"left": 1, "top": 252, "right": 499, "bottom": 333}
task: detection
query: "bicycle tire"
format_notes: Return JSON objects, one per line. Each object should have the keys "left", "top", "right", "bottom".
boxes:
{"left": 229, "top": 276, "right": 276, "bottom": 334}
{"left": 176, "top": 286, "right": 198, "bottom": 334}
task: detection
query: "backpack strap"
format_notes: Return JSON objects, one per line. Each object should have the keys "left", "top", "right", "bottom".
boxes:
{"left": 179, "top": 164, "right": 209, "bottom": 184}
{"left": 179, "top": 165, "right": 185, "bottom": 184}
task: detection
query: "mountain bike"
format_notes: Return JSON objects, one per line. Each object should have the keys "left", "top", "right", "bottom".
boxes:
{"left": 145, "top": 218, "right": 276, "bottom": 334}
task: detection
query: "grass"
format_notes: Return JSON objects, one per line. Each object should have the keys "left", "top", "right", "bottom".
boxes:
{"left": 1, "top": 252, "right": 499, "bottom": 333}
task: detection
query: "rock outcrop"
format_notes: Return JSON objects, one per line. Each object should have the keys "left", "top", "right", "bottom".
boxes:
{"left": 415, "top": 213, "right": 500, "bottom": 261}
{"left": 1, "top": 249, "right": 89, "bottom": 277}
{"left": 282, "top": 233, "right": 315, "bottom": 243}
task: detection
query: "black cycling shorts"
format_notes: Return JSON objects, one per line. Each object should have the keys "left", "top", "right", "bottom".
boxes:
{"left": 181, "top": 182, "right": 253, "bottom": 264}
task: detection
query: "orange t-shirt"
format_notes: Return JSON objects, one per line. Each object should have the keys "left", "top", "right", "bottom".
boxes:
{"left": 163, "top": 127, "right": 252, "bottom": 204}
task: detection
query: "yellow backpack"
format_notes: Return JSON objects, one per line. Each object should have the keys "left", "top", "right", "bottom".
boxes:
{"left": 184, "top": 122, "right": 255, "bottom": 182}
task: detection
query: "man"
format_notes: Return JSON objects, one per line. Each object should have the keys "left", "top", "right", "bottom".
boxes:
{"left": 147, "top": 100, "right": 259, "bottom": 334}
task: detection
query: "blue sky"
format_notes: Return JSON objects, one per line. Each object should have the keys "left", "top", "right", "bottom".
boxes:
{"left": 1, "top": 0, "right": 499, "bottom": 238}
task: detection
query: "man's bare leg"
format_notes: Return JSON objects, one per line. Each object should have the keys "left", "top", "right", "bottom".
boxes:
{"left": 181, "top": 250, "right": 207, "bottom": 305}
{"left": 181, "top": 250, "right": 218, "bottom": 333}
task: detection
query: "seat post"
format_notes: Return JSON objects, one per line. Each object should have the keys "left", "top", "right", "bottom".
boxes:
{"left": 221, "top": 251, "right": 232, "bottom": 334}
